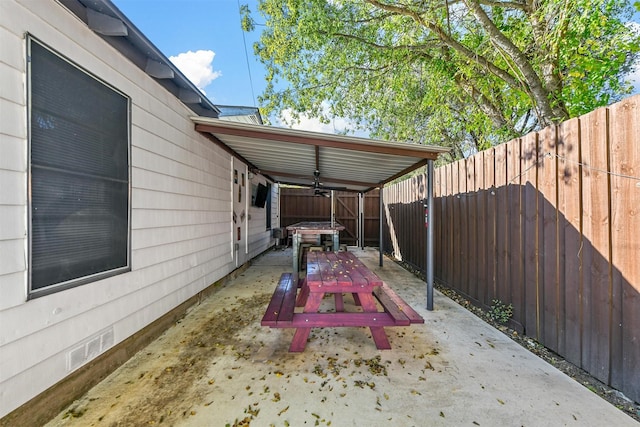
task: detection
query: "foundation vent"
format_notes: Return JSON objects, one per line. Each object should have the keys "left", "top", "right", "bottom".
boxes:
{"left": 66, "top": 327, "right": 115, "bottom": 372}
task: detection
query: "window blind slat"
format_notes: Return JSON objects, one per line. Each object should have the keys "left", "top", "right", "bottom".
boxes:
{"left": 29, "top": 39, "right": 129, "bottom": 293}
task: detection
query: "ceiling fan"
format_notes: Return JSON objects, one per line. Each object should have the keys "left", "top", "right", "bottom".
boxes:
{"left": 312, "top": 169, "right": 345, "bottom": 197}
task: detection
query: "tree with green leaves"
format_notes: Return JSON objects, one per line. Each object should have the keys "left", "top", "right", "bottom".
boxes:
{"left": 242, "top": 0, "right": 639, "bottom": 158}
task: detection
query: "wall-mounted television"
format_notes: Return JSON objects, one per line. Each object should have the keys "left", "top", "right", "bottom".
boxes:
{"left": 253, "top": 183, "right": 269, "bottom": 208}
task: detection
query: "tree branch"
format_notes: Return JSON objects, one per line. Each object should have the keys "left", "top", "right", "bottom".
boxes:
{"left": 455, "top": 75, "right": 510, "bottom": 130}
{"left": 364, "top": 0, "right": 525, "bottom": 92}
{"left": 462, "top": 0, "right": 568, "bottom": 123}
{"left": 477, "top": 0, "right": 528, "bottom": 10}
{"left": 329, "top": 31, "right": 438, "bottom": 54}
{"left": 345, "top": 11, "right": 396, "bottom": 24}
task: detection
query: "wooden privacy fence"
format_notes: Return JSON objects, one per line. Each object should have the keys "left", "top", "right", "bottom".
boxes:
{"left": 280, "top": 188, "right": 380, "bottom": 246}
{"left": 382, "top": 95, "right": 640, "bottom": 403}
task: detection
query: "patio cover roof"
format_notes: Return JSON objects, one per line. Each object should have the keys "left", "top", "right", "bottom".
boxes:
{"left": 192, "top": 117, "right": 449, "bottom": 193}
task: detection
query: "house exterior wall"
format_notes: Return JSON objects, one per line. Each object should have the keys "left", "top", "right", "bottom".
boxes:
{"left": 0, "top": 0, "right": 275, "bottom": 417}
{"left": 247, "top": 178, "right": 279, "bottom": 259}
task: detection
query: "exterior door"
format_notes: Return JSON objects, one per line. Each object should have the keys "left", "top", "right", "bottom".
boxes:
{"left": 232, "top": 158, "right": 248, "bottom": 267}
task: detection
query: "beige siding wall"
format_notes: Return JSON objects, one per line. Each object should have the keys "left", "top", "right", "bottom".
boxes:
{"left": 0, "top": 0, "right": 275, "bottom": 417}
{"left": 247, "top": 179, "right": 279, "bottom": 259}
{"left": 0, "top": 1, "right": 29, "bottom": 310}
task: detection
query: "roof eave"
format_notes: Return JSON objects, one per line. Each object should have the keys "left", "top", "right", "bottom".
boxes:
{"left": 59, "top": 0, "right": 221, "bottom": 117}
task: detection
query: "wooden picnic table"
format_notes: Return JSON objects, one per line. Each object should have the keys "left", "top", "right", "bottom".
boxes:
{"left": 261, "top": 251, "right": 424, "bottom": 352}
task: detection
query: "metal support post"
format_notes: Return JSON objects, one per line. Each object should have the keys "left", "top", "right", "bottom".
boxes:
{"left": 379, "top": 186, "right": 384, "bottom": 267}
{"left": 359, "top": 192, "right": 365, "bottom": 250}
{"left": 426, "top": 160, "right": 435, "bottom": 311}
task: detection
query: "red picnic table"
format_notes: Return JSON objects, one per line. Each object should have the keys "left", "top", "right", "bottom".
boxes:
{"left": 262, "top": 251, "right": 424, "bottom": 352}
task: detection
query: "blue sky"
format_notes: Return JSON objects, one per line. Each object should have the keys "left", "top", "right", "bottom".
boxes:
{"left": 113, "top": 0, "right": 358, "bottom": 133}
{"left": 113, "top": 0, "right": 639, "bottom": 132}
{"left": 112, "top": 0, "right": 263, "bottom": 107}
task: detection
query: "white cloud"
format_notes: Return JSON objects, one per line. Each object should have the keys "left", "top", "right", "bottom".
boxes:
{"left": 169, "top": 50, "right": 221, "bottom": 94}
{"left": 278, "top": 109, "right": 350, "bottom": 133}
{"left": 277, "top": 102, "right": 369, "bottom": 137}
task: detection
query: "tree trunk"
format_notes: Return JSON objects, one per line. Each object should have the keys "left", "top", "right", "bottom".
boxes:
{"left": 463, "top": 0, "right": 570, "bottom": 124}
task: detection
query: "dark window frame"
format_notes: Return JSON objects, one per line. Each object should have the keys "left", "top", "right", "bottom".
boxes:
{"left": 27, "top": 36, "right": 131, "bottom": 298}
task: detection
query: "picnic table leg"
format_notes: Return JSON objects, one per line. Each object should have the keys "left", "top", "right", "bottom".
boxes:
{"left": 290, "top": 292, "right": 324, "bottom": 352}
{"left": 296, "top": 279, "right": 310, "bottom": 307}
{"left": 292, "top": 233, "right": 300, "bottom": 285}
{"left": 352, "top": 293, "right": 361, "bottom": 306}
{"left": 357, "top": 293, "right": 392, "bottom": 350}
{"left": 334, "top": 293, "right": 344, "bottom": 312}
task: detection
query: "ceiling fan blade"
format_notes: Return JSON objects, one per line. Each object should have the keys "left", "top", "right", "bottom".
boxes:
{"left": 311, "top": 168, "right": 346, "bottom": 192}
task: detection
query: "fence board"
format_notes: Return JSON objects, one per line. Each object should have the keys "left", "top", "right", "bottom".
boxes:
{"left": 507, "top": 139, "right": 524, "bottom": 328}
{"left": 553, "top": 124, "right": 567, "bottom": 357}
{"left": 414, "top": 180, "right": 420, "bottom": 264}
{"left": 400, "top": 181, "right": 410, "bottom": 263}
{"left": 557, "top": 117, "right": 582, "bottom": 364}
{"left": 439, "top": 166, "right": 450, "bottom": 284}
{"left": 400, "top": 182, "right": 408, "bottom": 261}
{"left": 434, "top": 169, "right": 444, "bottom": 278}
{"left": 445, "top": 163, "right": 455, "bottom": 287}
{"left": 521, "top": 132, "right": 540, "bottom": 338}
{"left": 458, "top": 161, "right": 469, "bottom": 296}
{"left": 495, "top": 144, "right": 509, "bottom": 306}
{"left": 608, "top": 97, "right": 640, "bottom": 398}
{"left": 363, "top": 190, "right": 380, "bottom": 246}
{"left": 400, "top": 181, "right": 407, "bottom": 261}
{"left": 539, "top": 125, "right": 559, "bottom": 351}
{"left": 467, "top": 157, "right": 479, "bottom": 301}
{"left": 475, "top": 152, "right": 487, "bottom": 306}
{"left": 580, "top": 107, "right": 612, "bottom": 384}
{"left": 382, "top": 185, "right": 393, "bottom": 256}
{"left": 485, "top": 148, "right": 497, "bottom": 304}
{"left": 416, "top": 174, "right": 428, "bottom": 271}
{"left": 452, "top": 163, "right": 463, "bottom": 291}
{"left": 407, "top": 179, "right": 418, "bottom": 268}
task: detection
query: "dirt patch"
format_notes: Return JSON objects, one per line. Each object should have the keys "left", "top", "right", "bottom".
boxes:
{"left": 48, "top": 292, "right": 272, "bottom": 426}
{"left": 45, "top": 249, "right": 639, "bottom": 426}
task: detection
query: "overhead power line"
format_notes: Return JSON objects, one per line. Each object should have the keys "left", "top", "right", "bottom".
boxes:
{"left": 238, "top": 0, "right": 257, "bottom": 107}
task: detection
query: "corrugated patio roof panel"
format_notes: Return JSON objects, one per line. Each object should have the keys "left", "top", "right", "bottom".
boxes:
{"left": 192, "top": 117, "right": 449, "bottom": 192}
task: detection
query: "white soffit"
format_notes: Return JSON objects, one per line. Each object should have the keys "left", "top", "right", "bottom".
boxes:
{"left": 192, "top": 117, "right": 449, "bottom": 192}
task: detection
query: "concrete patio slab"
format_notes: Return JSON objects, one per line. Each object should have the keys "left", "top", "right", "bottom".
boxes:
{"left": 45, "top": 247, "right": 638, "bottom": 427}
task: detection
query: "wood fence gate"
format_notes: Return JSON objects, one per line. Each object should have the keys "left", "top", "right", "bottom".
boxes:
{"left": 280, "top": 188, "right": 380, "bottom": 246}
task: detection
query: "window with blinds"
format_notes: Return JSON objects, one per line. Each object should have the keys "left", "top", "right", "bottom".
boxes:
{"left": 28, "top": 37, "right": 130, "bottom": 296}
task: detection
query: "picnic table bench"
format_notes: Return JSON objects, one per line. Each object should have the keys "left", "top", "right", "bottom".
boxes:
{"left": 261, "top": 251, "right": 423, "bottom": 352}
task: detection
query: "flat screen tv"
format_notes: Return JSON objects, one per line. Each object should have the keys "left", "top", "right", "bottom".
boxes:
{"left": 254, "top": 183, "right": 268, "bottom": 208}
